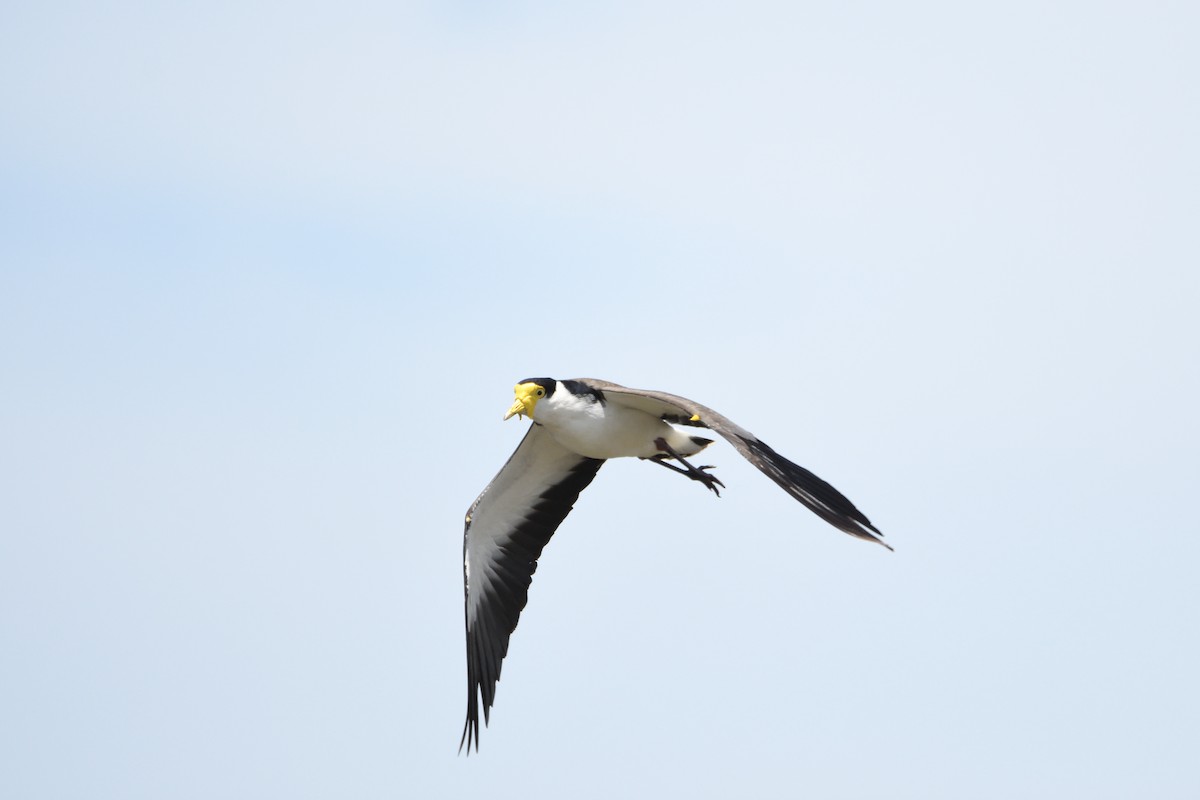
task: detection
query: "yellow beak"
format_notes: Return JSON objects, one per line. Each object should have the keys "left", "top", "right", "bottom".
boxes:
{"left": 503, "top": 399, "right": 527, "bottom": 420}
{"left": 503, "top": 382, "right": 542, "bottom": 420}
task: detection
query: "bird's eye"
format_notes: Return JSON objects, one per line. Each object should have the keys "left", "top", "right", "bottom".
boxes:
{"left": 536, "top": 388, "right": 545, "bottom": 397}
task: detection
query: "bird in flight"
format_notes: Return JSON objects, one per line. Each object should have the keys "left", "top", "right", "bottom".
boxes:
{"left": 460, "top": 377, "right": 888, "bottom": 753}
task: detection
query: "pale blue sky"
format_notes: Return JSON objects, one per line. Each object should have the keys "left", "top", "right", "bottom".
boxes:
{"left": 2, "top": 2, "right": 1199, "bottom": 798}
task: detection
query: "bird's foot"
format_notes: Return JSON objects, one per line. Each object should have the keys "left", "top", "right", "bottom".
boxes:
{"left": 688, "top": 463, "right": 725, "bottom": 496}
{"left": 650, "top": 438, "right": 726, "bottom": 497}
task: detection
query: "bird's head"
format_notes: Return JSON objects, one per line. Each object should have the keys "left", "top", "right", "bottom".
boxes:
{"left": 504, "top": 379, "right": 553, "bottom": 420}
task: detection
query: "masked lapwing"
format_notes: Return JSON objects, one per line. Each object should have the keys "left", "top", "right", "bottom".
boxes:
{"left": 460, "top": 377, "right": 888, "bottom": 753}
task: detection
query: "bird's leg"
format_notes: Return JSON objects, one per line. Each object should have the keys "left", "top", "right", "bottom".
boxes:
{"left": 647, "top": 437, "right": 725, "bottom": 496}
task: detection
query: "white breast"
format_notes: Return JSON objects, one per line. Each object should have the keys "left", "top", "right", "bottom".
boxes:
{"left": 536, "top": 392, "right": 671, "bottom": 459}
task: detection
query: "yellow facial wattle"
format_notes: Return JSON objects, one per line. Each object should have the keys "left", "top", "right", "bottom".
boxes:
{"left": 503, "top": 382, "right": 546, "bottom": 420}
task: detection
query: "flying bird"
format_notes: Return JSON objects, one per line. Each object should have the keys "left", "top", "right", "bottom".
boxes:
{"left": 460, "top": 377, "right": 888, "bottom": 753}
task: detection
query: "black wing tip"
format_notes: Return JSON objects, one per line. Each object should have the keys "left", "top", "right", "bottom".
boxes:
{"left": 854, "top": 523, "right": 894, "bottom": 552}
{"left": 853, "top": 516, "right": 892, "bottom": 550}
{"left": 459, "top": 685, "right": 484, "bottom": 755}
{"left": 826, "top": 507, "right": 894, "bottom": 551}
{"left": 459, "top": 716, "right": 480, "bottom": 756}
{"left": 829, "top": 508, "right": 892, "bottom": 550}
{"left": 743, "top": 437, "right": 892, "bottom": 549}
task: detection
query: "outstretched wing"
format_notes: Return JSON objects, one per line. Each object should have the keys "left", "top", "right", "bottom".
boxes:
{"left": 576, "top": 378, "right": 888, "bottom": 550}
{"left": 461, "top": 423, "right": 604, "bottom": 753}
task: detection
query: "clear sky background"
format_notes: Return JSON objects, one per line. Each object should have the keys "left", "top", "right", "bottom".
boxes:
{"left": 2, "top": 2, "right": 1198, "bottom": 798}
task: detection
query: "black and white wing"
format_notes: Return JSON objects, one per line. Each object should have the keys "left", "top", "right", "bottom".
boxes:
{"left": 577, "top": 378, "right": 888, "bottom": 550}
{"left": 460, "top": 423, "right": 604, "bottom": 753}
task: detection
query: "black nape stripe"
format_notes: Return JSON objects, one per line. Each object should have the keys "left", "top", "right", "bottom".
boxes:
{"left": 559, "top": 379, "right": 605, "bottom": 405}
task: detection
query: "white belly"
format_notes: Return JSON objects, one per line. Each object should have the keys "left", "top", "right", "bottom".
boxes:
{"left": 540, "top": 403, "right": 675, "bottom": 460}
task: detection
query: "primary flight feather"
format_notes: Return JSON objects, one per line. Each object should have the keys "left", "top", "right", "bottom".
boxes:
{"left": 460, "top": 377, "right": 888, "bottom": 753}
